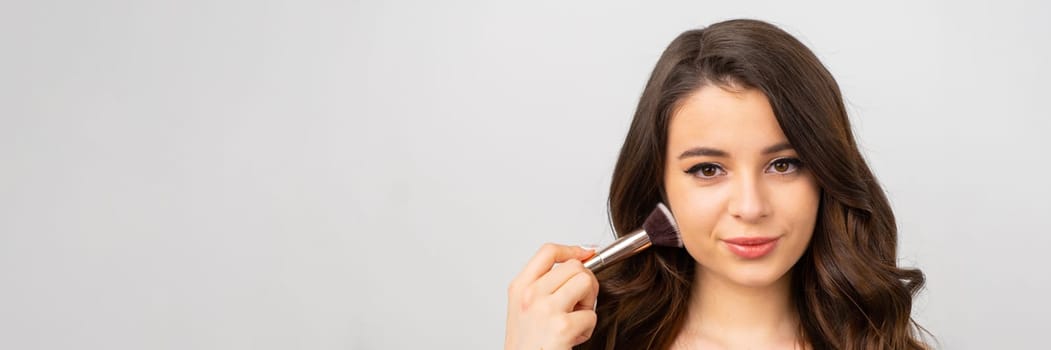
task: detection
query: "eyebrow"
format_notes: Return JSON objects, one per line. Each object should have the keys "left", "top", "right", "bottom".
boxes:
{"left": 677, "top": 142, "right": 794, "bottom": 160}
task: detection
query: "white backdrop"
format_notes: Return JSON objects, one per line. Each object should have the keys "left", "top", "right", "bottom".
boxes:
{"left": 2, "top": 0, "right": 1049, "bottom": 349}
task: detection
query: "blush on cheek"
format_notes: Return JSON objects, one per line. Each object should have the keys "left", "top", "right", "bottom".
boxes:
{"left": 678, "top": 226, "right": 719, "bottom": 265}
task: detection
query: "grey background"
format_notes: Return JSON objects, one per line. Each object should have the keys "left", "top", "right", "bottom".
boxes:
{"left": 2, "top": 0, "right": 1048, "bottom": 349}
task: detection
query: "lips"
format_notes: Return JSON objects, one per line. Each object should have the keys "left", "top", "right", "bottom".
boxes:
{"left": 722, "top": 236, "right": 780, "bottom": 259}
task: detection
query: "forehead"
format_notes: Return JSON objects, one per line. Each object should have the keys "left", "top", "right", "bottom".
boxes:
{"left": 667, "top": 86, "right": 789, "bottom": 152}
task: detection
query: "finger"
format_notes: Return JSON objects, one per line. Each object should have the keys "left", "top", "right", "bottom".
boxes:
{"left": 552, "top": 269, "right": 599, "bottom": 312}
{"left": 514, "top": 243, "right": 594, "bottom": 287}
{"left": 532, "top": 258, "right": 587, "bottom": 296}
{"left": 566, "top": 310, "right": 598, "bottom": 346}
{"left": 573, "top": 271, "right": 600, "bottom": 312}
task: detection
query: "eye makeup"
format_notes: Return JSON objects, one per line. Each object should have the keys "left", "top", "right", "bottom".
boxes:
{"left": 684, "top": 157, "right": 804, "bottom": 180}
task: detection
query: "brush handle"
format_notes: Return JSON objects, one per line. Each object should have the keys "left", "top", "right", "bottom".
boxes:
{"left": 582, "top": 229, "right": 652, "bottom": 272}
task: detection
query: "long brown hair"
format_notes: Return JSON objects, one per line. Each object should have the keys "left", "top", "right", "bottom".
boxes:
{"left": 576, "top": 19, "right": 929, "bottom": 350}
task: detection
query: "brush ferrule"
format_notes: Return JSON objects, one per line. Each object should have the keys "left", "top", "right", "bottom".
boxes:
{"left": 583, "top": 229, "right": 652, "bottom": 272}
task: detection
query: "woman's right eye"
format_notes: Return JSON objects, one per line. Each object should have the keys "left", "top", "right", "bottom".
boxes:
{"left": 685, "top": 163, "right": 726, "bottom": 179}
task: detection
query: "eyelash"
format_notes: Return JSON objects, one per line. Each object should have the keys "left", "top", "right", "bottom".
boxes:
{"left": 684, "top": 158, "right": 803, "bottom": 180}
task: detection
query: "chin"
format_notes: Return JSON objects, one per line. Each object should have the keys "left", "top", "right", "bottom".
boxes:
{"left": 728, "top": 271, "right": 787, "bottom": 287}
{"left": 720, "top": 261, "right": 794, "bottom": 288}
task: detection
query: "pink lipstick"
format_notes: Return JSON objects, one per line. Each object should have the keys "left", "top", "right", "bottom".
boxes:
{"left": 722, "top": 236, "right": 779, "bottom": 259}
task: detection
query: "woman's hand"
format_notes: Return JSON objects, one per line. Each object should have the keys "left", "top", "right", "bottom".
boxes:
{"left": 505, "top": 243, "right": 600, "bottom": 350}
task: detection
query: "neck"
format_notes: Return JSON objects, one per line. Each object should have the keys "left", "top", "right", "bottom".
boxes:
{"left": 678, "top": 263, "right": 802, "bottom": 348}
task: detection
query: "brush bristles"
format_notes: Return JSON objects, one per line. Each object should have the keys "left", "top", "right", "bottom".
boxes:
{"left": 643, "top": 202, "right": 682, "bottom": 248}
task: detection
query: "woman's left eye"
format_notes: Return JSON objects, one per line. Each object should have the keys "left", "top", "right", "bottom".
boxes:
{"left": 767, "top": 158, "right": 802, "bottom": 174}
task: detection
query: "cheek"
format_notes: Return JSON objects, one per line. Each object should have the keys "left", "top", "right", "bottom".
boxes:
{"left": 775, "top": 177, "right": 821, "bottom": 247}
{"left": 665, "top": 183, "right": 726, "bottom": 258}
{"left": 793, "top": 176, "right": 821, "bottom": 220}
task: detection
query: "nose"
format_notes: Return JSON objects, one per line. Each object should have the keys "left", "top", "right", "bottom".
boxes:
{"left": 728, "top": 172, "right": 771, "bottom": 222}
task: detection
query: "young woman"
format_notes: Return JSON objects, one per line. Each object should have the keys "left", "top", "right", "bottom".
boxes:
{"left": 505, "top": 19, "right": 928, "bottom": 349}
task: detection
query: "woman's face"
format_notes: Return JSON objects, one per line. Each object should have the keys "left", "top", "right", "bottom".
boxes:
{"left": 663, "top": 86, "right": 821, "bottom": 287}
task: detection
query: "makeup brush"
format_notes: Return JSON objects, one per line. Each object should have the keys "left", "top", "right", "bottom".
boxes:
{"left": 583, "top": 203, "right": 682, "bottom": 272}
